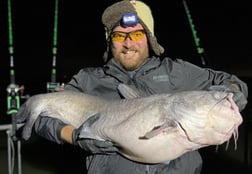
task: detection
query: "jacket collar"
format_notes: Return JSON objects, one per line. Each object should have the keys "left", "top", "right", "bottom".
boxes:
{"left": 103, "top": 56, "right": 161, "bottom": 82}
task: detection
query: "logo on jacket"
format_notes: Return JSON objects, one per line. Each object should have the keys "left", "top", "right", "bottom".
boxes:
{"left": 153, "top": 75, "right": 169, "bottom": 82}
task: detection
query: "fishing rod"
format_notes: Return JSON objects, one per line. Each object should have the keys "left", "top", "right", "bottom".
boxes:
{"left": 47, "top": 0, "right": 64, "bottom": 92}
{"left": 6, "top": 0, "right": 21, "bottom": 139}
{"left": 5, "top": 0, "right": 23, "bottom": 173}
{"left": 182, "top": 0, "right": 208, "bottom": 67}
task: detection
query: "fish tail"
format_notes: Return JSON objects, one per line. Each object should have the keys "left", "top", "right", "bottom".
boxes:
{"left": 14, "top": 103, "right": 28, "bottom": 123}
{"left": 22, "top": 116, "right": 37, "bottom": 140}
{"left": 14, "top": 101, "right": 36, "bottom": 140}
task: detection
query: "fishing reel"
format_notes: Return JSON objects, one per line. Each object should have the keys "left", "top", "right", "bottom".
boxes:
{"left": 47, "top": 82, "right": 65, "bottom": 92}
{"left": 6, "top": 84, "right": 29, "bottom": 114}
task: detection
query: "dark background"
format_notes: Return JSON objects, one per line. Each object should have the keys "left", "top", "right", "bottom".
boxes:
{"left": 0, "top": 0, "right": 251, "bottom": 173}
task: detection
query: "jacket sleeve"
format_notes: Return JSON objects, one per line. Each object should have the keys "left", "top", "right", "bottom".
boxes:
{"left": 176, "top": 59, "right": 248, "bottom": 98}
{"left": 34, "top": 116, "right": 67, "bottom": 144}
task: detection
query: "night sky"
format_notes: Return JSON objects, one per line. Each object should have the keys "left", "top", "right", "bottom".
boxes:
{"left": 0, "top": 0, "right": 251, "bottom": 123}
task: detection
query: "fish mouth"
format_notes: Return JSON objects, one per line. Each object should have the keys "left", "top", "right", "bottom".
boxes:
{"left": 225, "top": 93, "right": 239, "bottom": 112}
{"left": 211, "top": 93, "right": 242, "bottom": 144}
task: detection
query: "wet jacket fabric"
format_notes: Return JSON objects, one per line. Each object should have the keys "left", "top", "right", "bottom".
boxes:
{"left": 39, "top": 56, "right": 248, "bottom": 174}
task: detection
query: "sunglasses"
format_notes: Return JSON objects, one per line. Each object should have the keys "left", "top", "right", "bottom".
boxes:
{"left": 111, "top": 29, "right": 146, "bottom": 42}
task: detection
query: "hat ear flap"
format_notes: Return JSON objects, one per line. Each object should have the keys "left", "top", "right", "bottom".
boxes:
{"left": 148, "top": 35, "right": 165, "bottom": 56}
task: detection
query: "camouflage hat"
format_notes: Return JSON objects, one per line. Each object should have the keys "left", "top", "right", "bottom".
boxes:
{"left": 102, "top": 0, "right": 164, "bottom": 61}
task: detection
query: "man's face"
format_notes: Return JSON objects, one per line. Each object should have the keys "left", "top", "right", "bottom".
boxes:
{"left": 110, "top": 23, "right": 149, "bottom": 71}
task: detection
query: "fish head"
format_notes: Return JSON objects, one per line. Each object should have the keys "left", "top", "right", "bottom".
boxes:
{"left": 172, "top": 90, "right": 243, "bottom": 147}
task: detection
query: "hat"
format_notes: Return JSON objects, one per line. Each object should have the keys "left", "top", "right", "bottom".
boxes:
{"left": 102, "top": 0, "right": 164, "bottom": 61}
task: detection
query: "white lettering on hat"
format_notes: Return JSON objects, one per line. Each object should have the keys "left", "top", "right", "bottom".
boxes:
{"left": 124, "top": 15, "right": 136, "bottom": 23}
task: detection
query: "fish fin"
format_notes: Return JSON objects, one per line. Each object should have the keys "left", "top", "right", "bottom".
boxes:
{"left": 39, "top": 110, "right": 63, "bottom": 120}
{"left": 117, "top": 83, "right": 141, "bottom": 99}
{"left": 78, "top": 113, "right": 103, "bottom": 140}
{"left": 139, "top": 121, "right": 177, "bottom": 139}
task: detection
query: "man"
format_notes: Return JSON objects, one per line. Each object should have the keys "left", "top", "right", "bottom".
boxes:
{"left": 34, "top": 0, "right": 248, "bottom": 173}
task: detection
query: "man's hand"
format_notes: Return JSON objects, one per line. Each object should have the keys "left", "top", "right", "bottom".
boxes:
{"left": 207, "top": 84, "right": 248, "bottom": 111}
{"left": 72, "top": 121, "right": 119, "bottom": 155}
